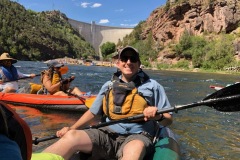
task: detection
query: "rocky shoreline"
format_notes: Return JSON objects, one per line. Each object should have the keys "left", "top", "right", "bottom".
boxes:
{"left": 48, "top": 57, "right": 240, "bottom": 75}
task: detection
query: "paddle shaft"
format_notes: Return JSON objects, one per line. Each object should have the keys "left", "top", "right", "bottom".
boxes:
{"left": 88, "top": 94, "right": 240, "bottom": 128}
{"left": 32, "top": 93, "right": 240, "bottom": 144}
{"left": 4, "top": 66, "right": 67, "bottom": 83}
{"left": 4, "top": 74, "right": 41, "bottom": 83}
{"left": 33, "top": 135, "right": 57, "bottom": 145}
{"left": 73, "top": 94, "right": 85, "bottom": 101}
{"left": 68, "top": 92, "right": 96, "bottom": 108}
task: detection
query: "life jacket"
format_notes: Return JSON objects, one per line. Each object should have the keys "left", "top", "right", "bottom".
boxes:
{"left": 41, "top": 69, "right": 63, "bottom": 93}
{"left": 0, "top": 101, "right": 32, "bottom": 160}
{"left": 29, "top": 82, "right": 42, "bottom": 94}
{"left": 41, "top": 69, "right": 62, "bottom": 85}
{"left": 103, "top": 70, "right": 150, "bottom": 120}
{"left": 51, "top": 71, "right": 61, "bottom": 85}
{"left": 0, "top": 65, "right": 19, "bottom": 82}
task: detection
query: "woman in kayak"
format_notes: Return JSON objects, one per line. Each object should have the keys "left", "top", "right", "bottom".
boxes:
{"left": 43, "top": 46, "right": 173, "bottom": 160}
{"left": 41, "top": 60, "right": 83, "bottom": 96}
{"left": 0, "top": 52, "right": 36, "bottom": 93}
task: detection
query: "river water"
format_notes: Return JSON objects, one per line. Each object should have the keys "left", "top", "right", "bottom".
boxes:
{"left": 13, "top": 61, "right": 240, "bottom": 160}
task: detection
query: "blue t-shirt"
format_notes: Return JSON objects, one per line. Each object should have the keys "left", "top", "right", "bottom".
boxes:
{"left": 90, "top": 78, "right": 172, "bottom": 137}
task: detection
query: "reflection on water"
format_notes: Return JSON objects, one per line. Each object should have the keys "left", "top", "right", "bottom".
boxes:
{"left": 13, "top": 61, "right": 240, "bottom": 159}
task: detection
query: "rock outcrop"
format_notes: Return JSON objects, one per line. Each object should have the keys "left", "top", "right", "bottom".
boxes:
{"left": 143, "top": 0, "right": 240, "bottom": 45}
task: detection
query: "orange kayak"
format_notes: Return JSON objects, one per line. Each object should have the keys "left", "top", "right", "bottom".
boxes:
{"left": 0, "top": 92, "right": 96, "bottom": 112}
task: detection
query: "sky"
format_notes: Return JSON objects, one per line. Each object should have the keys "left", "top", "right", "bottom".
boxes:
{"left": 15, "top": 0, "right": 167, "bottom": 28}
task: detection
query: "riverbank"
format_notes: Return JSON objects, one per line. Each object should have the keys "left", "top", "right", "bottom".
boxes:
{"left": 143, "top": 66, "right": 240, "bottom": 75}
{"left": 51, "top": 57, "right": 240, "bottom": 75}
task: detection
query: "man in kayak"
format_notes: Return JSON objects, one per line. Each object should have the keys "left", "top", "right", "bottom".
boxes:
{"left": 43, "top": 46, "right": 173, "bottom": 159}
{"left": 41, "top": 60, "right": 83, "bottom": 96}
{"left": 0, "top": 52, "right": 36, "bottom": 93}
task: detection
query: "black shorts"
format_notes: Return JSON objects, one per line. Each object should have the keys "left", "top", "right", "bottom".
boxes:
{"left": 83, "top": 127, "right": 154, "bottom": 160}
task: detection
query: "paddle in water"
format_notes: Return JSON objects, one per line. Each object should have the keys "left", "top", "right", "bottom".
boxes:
{"left": 32, "top": 83, "right": 240, "bottom": 144}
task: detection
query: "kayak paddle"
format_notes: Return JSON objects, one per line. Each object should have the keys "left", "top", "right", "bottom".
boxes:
{"left": 4, "top": 74, "right": 41, "bottom": 83}
{"left": 68, "top": 92, "right": 96, "bottom": 108}
{"left": 32, "top": 83, "right": 240, "bottom": 145}
{"left": 3, "top": 65, "right": 68, "bottom": 83}
{"left": 59, "top": 66, "right": 68, "bottom": 75}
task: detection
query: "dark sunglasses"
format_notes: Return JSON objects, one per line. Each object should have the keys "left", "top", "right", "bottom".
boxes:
{"left": 120, "top": 56, "right": 139, "bottom": 63}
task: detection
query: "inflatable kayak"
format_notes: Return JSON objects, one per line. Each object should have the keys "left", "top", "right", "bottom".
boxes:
{"left": 0, "top": 92, "right": 96, "bottom": 112}
{"left": 32, "top": 127, "right": 181, "bottom": 160}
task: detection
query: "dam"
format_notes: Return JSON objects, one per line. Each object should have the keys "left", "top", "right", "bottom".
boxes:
{"left": 68, "top": 19, "right": 134, "bottom": 56}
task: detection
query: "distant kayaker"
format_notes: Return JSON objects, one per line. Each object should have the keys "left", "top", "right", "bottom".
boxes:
{"left": 42, "top": 46, "right": 173, "bottom": 160}
{"left": 41, "top": 60, "right": 83, "bottom": 96}
{"left": 0, "top": 52, "right": 36, "bottom": 93}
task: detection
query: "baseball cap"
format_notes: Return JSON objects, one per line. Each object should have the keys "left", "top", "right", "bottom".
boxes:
{"left": 47, "top": 60, "right": 64, "bottom": 68}
{"left": 118, "top": 46, "right": 140, "bottom": 63}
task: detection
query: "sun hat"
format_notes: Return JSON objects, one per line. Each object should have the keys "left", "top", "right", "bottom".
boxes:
{"left": 0, "top": 53, "right": 17, "bottom": 64}
{"left": 118, "top": 46, "right": 140, "bottom": 62}
{"left": 47, "top": 60, "right": 64, "bottom": 68}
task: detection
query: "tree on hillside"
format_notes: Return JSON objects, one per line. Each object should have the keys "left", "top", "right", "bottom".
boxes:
{"left": 0, "top": 0, "right": 95, "bottom": 61}
{"left": 100, "top": 42, "right": 116, "bottom": 58}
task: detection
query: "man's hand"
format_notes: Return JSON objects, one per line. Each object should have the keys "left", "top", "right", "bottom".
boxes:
{"left": 56, "top": 127, "right": 72, "bottom": 138}
{"left": 30, "top": 74, "right": 36, "bottom": 78}
{"left": 143, "top": 106, "right": 158, "bottom": 121}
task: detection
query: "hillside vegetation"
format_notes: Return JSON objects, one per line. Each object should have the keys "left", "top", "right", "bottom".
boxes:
{"left": 0, "top": 0, "right": 95, "bottom": 61}
{"left": 118, "top": 0, "right": 240, "bottom": 72}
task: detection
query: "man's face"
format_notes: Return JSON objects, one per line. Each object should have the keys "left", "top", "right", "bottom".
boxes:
{"left": 117, "top": 50, "right": 140, "bottom": 82}
{"left": 2, "top": 60, "right": 12, "bottom": 67}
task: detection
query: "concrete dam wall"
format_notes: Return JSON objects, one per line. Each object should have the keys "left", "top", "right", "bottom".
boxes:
{"left": 68, "top": 19, "right": 133, "bottom": 56}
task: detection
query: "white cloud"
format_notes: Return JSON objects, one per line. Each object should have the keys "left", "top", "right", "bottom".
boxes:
{"left": 91, "top": 3, "right": 102, "bottom": 8}
{"left": 115, "top": 9, "right": 124, "bottom": 12}
{"left": 99, "top": 19, "right": 110, "bottom": 24}
{"left": 120, "top": 23, "right": 138, "bottom": 27}
{"left": 81, "top": 2, "right": 90, "bottom": 8}
{"left": 80, "top": 2, "right": 102, "bottom": 8}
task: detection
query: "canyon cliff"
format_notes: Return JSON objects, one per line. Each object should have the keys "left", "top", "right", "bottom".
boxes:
{"left": 142, "top": 0, "right": 240, "bottom": 61}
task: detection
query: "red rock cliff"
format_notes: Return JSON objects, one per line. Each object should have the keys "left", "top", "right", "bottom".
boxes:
{"left": 143, "top": 0, "right": 240, "bottom": 45}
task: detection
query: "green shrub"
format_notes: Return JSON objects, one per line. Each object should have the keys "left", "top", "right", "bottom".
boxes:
{"left": 156, "top": 63, "right": 171, "bottom": 70}
{"left": 173, "top": 60, "right": 189, "bottom": 69}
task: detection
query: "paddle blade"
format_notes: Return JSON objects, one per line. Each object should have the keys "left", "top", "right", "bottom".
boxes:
{"left": 85, "top": 97, "right": 96, "bottom": 108}
{"left": 203, "top": 83, "right": 240, "bottom": 112}
{"left": 59, "top": 66, "right": 68, "bottom": 75}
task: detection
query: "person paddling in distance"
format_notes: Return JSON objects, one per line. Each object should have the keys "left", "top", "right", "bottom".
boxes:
{"left": 0, "top": 52, "right": 36, "bottom": 93}
{"left": 41, "top": 60, "right": 83, "bottom": 96}
{"left": 42, "top": 46, "right": 173, "bottom": 160}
